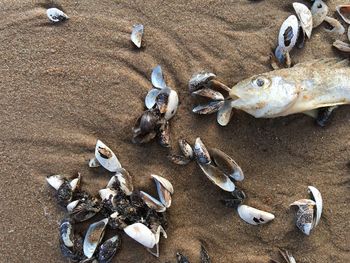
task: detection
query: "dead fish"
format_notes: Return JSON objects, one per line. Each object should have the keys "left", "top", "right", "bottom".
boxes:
{"left": 47, "top": 8, "right": 69, "bottom": 23}
{"left": 227, "top": 58, "right": 350, "bottom": 119}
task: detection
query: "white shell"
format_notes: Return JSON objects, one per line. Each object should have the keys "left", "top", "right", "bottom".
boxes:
{"left": 69, "top": 173, "right": 81, "bottom": 191}
{"left": 337, "top": 5, "right": 350, "bottom": 24}
{"left": 198, "top": 163, "right": 235, "bottom": 192}
{"left": 124, "top": 223, "right": 156, "bottom": 248}
{"left": 99, "top": 188, "right": 117, "bottom": 201}
{"left": 237, "top": 204, "right": 275, "bottom": 225}
{"left": 217, "top": 100, "right": 233, "bottom": 126}
{"left": 83, "top": 218, "right": 108, "bottom": 258}
{"left": 131, "top": 24, "right": 144, "bottom": 48}
{"left": 66, "top": 200, "right": 79, "bottom": 213}
{"left": 151, "top": 65, "right": 166, "bottom": 89}
{"left": 311, "top": 0, "right": 328, "bottom": 28}
{"left": 145, "top": 88, "right": 161, "bottom": 109}
{"left": 89, "top": 157, "right": 101, "bottom": 168}
{"left": 308, "top": 186, "right": 322, "bottom": 227}
{"left": 333, "top": 40, "right": 350, "bottom": 52}
{"left": 278, "top": 15, "right": 299, "bottom": 52}
{"left": 293, "top": 2, "right": 313, "bottom": 38}
{"left": 324, "top": 16, "right": 345, "bottom": 35}
{"left": 151, "top": 174, "right": 173, "bottom": 208}
{"left": 140, "top": 191, "right": 166, "bottom": 212}
{"left": 115, "top": 169, "right": 133, "bottom": 195}
{"left": 46, "top": 174, "right": 65, "bottom": 190}
{"left": 151, "top": 174, "right": 174, "bottom": 194}
{"left": 47, "top": 8, "right": 68, "bottom": 23}
{"left": 164, "top": 89, "right": 179, "bottom": 120}
{"left": 94, "top": 140, "right": 122, "bottom": 172}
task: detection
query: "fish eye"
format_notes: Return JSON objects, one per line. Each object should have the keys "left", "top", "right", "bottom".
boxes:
{"left": 256, "top": 78, "right": 264, "bottom": 87}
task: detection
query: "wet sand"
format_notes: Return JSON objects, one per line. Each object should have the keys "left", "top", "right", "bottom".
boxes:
{"left": 1, "top": 0, "right": 349, "bottom": 262}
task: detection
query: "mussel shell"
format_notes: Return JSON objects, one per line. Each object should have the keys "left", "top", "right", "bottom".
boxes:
{"left": 47, "top": 8, "right": 69, "bottom": 23}
{"left": 145, "top": 88, "right": 161, "bottom": 109}
{"left": 60, "top": 219, "right": 74, "bottom": 248}
{"left": 138, "top": 110, "right": 159, "bottom": 133}
{"left": 176, "top": 252, "right": 190, "bottom": 263}
{"left": 237, "top": 204, "right": 275, "bottom": 225}
{"left": 167, "top": 154, "right": 191, "bottom": 165}
{"left": 337, "top": 5, "right": 350, "bottom": 24}
{"left": 124, "top": 223, "right": 156, "bottom": 249}
{"left": 200, "top": 244, "right": 210, "bottom": 263}
{"left": 198, "top": 163, "right": 235, "bottom": 192}
{"left": 98, "top": 235, "right": 121, "bottom": 263}
{"left": 83, "top": 218, "right": 109, "bottom": 258}
{"left": 308, "top": 186, "right": 322, "bottom": 227}
{"left": 132, "top": 130, "right": 158, "bottom": 144}
{"left": 140, "top": 191, "right": 166, "bottom": 212}
{"left": 209, "top": 148, "right": 244, "bottom": 181}
{"left": 193, "top": 137, "right": 211, "bottom": 164}
{"left": 164, "top": 89, "right": 179, "bottom": 120}
{"left": 178, "top": 139, "right": 194, "bottom": 159}
{"left": 46, "top": 174, "right": 65, "bottom": 191}
{"left": 158, "top": 121, "right": 171, "bottom": 148}
{"left": 324, "top": 16, "right": 345, "bottom": 35}
{"left": 293, "top": 2, "right": 313, "bottom": 38}
{"left": 152, "top": 174, "right": 174, "bottom": 208}
{"left": 278, "top": 15, "right": 299, "bottom": 52}
{"left": 57, "top": 181, "right": 73, "bottom": 206}
{"left": 95, "top": 140, "right": 122, "bottom": 173}
{"left": 191, "top": 88, "right": 224, "bottom": 101}
{"left": 290, "top": 199, "right": 316, "bottom": 235}
{"left": 155, "top": 92, "right": 169, "bottom": 114}
{"left": 311, "top": 0, "right": 328, "bottom": 28}
{"left": 151, "top": 65, "right": 167, "bottom": 89}
{"left": 192, "top": 100, "right": 224, "bottom": 115}
{"left": 131, "top": 24, "right": 144, "bottom": 48}
{"left": 188, "top": 72, "right": 216, "bottom": 93}
{"left": 115, "top": 168, "right": 134, "bottom": 196}
{"left": 68, "top": 197, "right": 101, "bottom": 223}
{"left": 217, "top": 100, "right": 233, "bottom": 126}
{"left": 332, "top": 40, "right": 350, "bottom": 52}
{"left": 221, "top": 188, "right": 247, "bottom": 208}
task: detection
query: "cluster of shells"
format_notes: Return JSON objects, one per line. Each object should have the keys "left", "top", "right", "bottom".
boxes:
{"left": 47, "top": 140, "right": 174, "bottom": 262}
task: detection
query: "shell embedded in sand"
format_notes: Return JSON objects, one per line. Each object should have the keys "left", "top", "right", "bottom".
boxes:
{"left": 93, "top": 140, "right": 122, "bottom": 172}
{"left": 278, "top": 15, "right": 299, "bottom": 52}
{"left": 47, "top": 8, "right": 69, "bottom": 23}
{"left": 324, "top": 16, "right": 345, "bottom": 35}
{"left": 311, "top": 0, "right": 328, "bottom": 28}
{"left": 83, "top": 218, "right": 108, "bottom": 258}
{"left": 237, "top": 204, "right": 275, "bottom": 225}
{"left": 308, "top": 186, "right": 322, "bottom": 227}
{"left": 337, "top": 5, "right": 350, "bottom": 24}
{"left": 290, "top": 199, "right": 316, "bottom": 235}
{"left": 333, "top": 40, "right": 350, "bottom": 52}
{"left": 293, "top": 2, "right": 313, "bottom": 38}
{"left": 131, "top": 24, "right": 144, "bottom": 48}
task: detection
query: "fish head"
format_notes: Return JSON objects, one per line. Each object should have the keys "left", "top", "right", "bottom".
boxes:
{"left": 229, "top": 72, "right": 299, "bottom": 118}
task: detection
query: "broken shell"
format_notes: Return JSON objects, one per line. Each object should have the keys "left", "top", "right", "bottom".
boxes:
{"left": 290, "top": 199, "right": 316, "bottom": 235}
{"left": 337, "top": 5, "right": 350, "bottom": 24}
{"left": 59, "top": 219, "right": 84, "bottom": 261}
{"left": 69, "top": 173, "right": 82, "bottom": 192}
{"left": 145, "top": 88, "right": 161, "bottom": 109}
{"left": 311, "top": 0, "right": 328, "bottom": 28}
{"left": 293, "top": 2, "right": 313, "bottom": 38}
{"left": 151, "top": 65, "right": 167, "bottom": 89}
{"left": 46, "top": 174, "right": 65, "bottom": 190}
{"left": 200, "top": 243, "right": 210, "bottom": 263}
{"left": 324, "top": 16, "right": 345, "bottom": 35}
{"left": 188, "top": 72, "right": 216, "bottom": 93}
{"left": 140, "top": 191, "right": 166, "bottom": 212}
{"left": 278, "top": 15, "right": 299, "bottom": 52}
{"left": 209, "top": 148, "right": 244, "bottom": 181}
{"left": 98, "top": 235, "right": 121, "bottom": 263}
{"left": 221, "top": 189, "right": 246, "bottom": 208}
{"left": 167, "top": 154, "right": 191, "bottom": 165}
{"left": 333, "top": 40, "right": 350, "bottom": 52}
{"left": 164, "top": 89, "right": 179, "bottom": 120}
{"left": 194, "top": 137, "right": 211, "bottom": 164}
{"left": 237, "top": 204, "right": 275, "bottom": 225}
{"left": 178, "top": 139, "right": 194, "bottom": 159}
{"left": 94, "top": 140, "right": 122, "bottom": 173}
{"left": 146, "top": 225, "right": 167, "bottom": 257}
{"left": 89, "top": 157, "right": 101, "bottom": 168}
{"left": 47, "top": 8, "right": 69, "bottom": 23}
{"left": 115, "top": 168, "right": 134, "bottom": 195}
{"left": 308, "top": 186, "right": 322, "bottom": 227}
{"left": 192, "top": 88, "right": 224, "bottom": 101}
{"left": 131, "top": 24, "right": 144, "bottom": 48}
{"left": 83, "top": 218, "right": 109, "bottom": 258}
{"left": 57, "top": 181, "right": 73, "bottom": 206}
{"left": 217, "top": 100, "right": 233, "bottom": 126}
{"left": 198, "top": 163, "right": 235, "bottom": 192}
{"left": 151, "top": 174, "right": 174, "bottom": 208}
{"left": 60, "top": 219, "right": 74, "bottom": 248}
{"left": 124, "top": 223, "right": 156, "bottom": 248}
{"left": 67, "top": 197, "right": 101, "bottom": 223}
{"left": 158, "top": 121, "right": 171, "bottom": 148}
{"left": 192, "top": 100, "right": 224, "bottom": 115}
{"left": 99, "top": 188, "right": 118, "bottom": 201}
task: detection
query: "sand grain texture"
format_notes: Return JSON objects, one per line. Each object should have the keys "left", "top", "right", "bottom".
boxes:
{"left": 1, "top": 0, "right": 349, "bottom": 262}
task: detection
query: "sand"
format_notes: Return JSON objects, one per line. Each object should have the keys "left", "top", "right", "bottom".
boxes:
{"left": 1, "top": 0, "right": 349, "bottom": 262}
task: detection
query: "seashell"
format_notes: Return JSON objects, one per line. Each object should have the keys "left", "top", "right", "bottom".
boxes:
{"left": 137, "top": 110, "right": 159, "bottom": 134}
{"left": 217, "top": 100, "right": 233, "bottom": 126}
{"left": 316, "top": 106, "right": 338, "bottom": 127}
{"left": 194, "top": 137, "right": 211, "bottom": 164}
{"left": 178, "top": 139, "right": 194, "bottom": 159}
{"left": 324, "top": 16, "right": 345, "bottom": 35}
{"left": 89, "top": 157, "right": 101, "bottom": 168}
{"left": 296, "top": 25, "right": 306, "bottom": 49}
{"left": 146, "top": 225, "right": 167, "bottom": 257}
{"left": 198, "top": 163, "right": 235, "bottom": 192}
{"left": 57, "top": 181, "right": 73, "bottom": 206}
{"left": 176, "top": 252, "right": 190, "bottom": 263}
{"left": 131, "top": 24, "right": 144, "bottom": 48}
{"left": 192, "top": 88, "right": 224, "bottom": 101}
{"left": 192, "top": 100, "right": 224, "bottom": 115}
{"left": 290, "top": 199, "right": 316, "bottom": 235}
{"left": 272, "top": 249, "right": 296, "bottom": 263}
{"left": 115, "top": 168, "right": 134, "bottom": 195}
{"left": 59, "top": 219, "right": 84, "bottom": 261}
{"left": 337, "top": 5, "right": 350, "bottom": 24}
{"left": 151, "top": 174, "right": 174, "bottom": 208}
{"left": 200, "top": 244, "right": 210, "bottom": 263}
{"left": 188, "top": 72, "right": 216, "bottom": 93}
{"left": 145, "top": 88, "right": 161, "bottom": 109}
{"left": 47, "top": 8, "right": 69, "bottom": 23}
{"left": 132, "top": 130, "right": 158, "bottom": 144}
{"left": 164, "top": 89, "right": 179, "bottom": 120}
{"left": 124, "top": 223, "right": 157, "bottom": 248}
{"left": 308, "top": 186, "right": 322, "bottom": 227}
{"left": 167, "top": 154, "right": 191, "bottom": 165}
{"left": 99, "top": 188, "right": 117, "bottom": 201}
{"left": 158, "top": 121, "right": 171, "bottom": 148}
{"left": 278, "top": 15, "right": 299, "bottom": 52}
{"left": 151, "top": 65, "right": 167, "bottom": 89}
{"left": 209, "top": 148, "right": 244, "bottom": 181}
{"left": 140, "top": 191, "right": 166, "bottom": 212}
{"left": 46, "top": 174, "right": 65, "bottom": 190}
{"left": 69, "top": 173, "right": 82, "bottom": 192}
{"left": 348, "top": 25, "right": 350, "bottom": 41}
{"left": 155, "top": 92, "right": 169, "bottom": 114}
{"left": 98, "top": 235, "right": 121, "bottom": 263}
{"left": 237, "top": 204, "right": 275, "bottom": 225}
{"left": 83, "top": 218, "right": 109, "bottom": 258}
{"left": 333, "top": 40, "right": 350, "bottom": 52}
{"left": 311, "top": 0, "right": 328, "bottom": 28}
{"left": 94, "top": 140, "right": 122, "bottom": 173}
{"left": 67, "top": 196, "right": 101, "bottom": 223}
{"left": 60, "top": 219, "right": 74, "bottom": 248}
{"left": 293, "top": 2, "right": 313, "bottom": 38}
{"left": 221, "top": 189, "right": 246, "bottom": 208}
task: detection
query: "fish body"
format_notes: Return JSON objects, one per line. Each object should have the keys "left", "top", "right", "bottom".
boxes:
{"left": 229, "top": 58, "right": 350, "bottom": 118}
